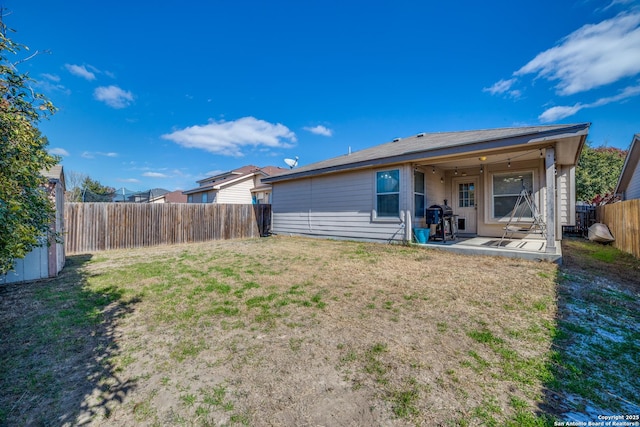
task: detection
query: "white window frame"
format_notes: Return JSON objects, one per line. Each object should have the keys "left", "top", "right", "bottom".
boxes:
{"left": 374, "top": 168, "right": 401, "bottom": 221}
{"left": 490, "top": 170, "right": 536, "bottom": 222}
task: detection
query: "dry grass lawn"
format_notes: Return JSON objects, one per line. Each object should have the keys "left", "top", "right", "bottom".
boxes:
{"left": 0, "top": 236, "right": 597, "bottom": 425}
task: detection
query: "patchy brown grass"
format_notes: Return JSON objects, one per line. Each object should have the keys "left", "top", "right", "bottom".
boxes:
{"left": 1, "top": 236, "right": 563, "bottom": 425}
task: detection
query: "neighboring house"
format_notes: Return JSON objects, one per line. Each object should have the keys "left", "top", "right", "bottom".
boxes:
{"left": 263, "top": 124, "right": 590, "bottom": 253}
{"left": 183, "top": 165, "right": 287, "bottom": 204}
{"left": 615, "top": 133, "right": 640, "bottom": 200}
{"left": 150, "top": 190, "right": 188, "bottom": 203}
{"left": 1, "top": 165, "right": 66, "bottom": 284}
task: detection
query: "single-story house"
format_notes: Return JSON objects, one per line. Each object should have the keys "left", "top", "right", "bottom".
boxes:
{"left": 615, "top": 133, "right": 640, "bottom": 200}
{"left": 1, "top": 165, "right": 66, "bottom": 284}
{"left": 183, "top": 165, "right": 287, "bottom": 204}
{"left": 263, "top": 123, "right": 590, "bottom": 254}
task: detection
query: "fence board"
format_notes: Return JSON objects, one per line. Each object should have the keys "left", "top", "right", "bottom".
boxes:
{"left": 596, "top": 199, "right": 640, "bottom": 259}
{"left": 64, "top": 203, "right": 271, "bottom": 254}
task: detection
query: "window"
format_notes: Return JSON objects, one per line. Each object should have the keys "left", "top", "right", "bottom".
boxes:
{"left": 414, "top": 171, "right": 425, "bottom": 218}
{"left": 458, "top": 182, "right": 475, "bottom": 208}
{"left": 202, "top": 192, "right": 208, "bottom": 203}
{"left": 187, "top": 195, "right": 193, "bottom": 203}
{"left": 376, "top": 169, "right": 400, "bottom": 217}
{"left": 492, "top": 171, "right": 534, "bottom": 219}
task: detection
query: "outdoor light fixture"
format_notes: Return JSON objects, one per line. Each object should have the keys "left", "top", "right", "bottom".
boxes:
{"left": 480, "top": 165, "right": 484, "bottom": 173}
{"left": 479, "top": 156, "right": 487, "bottom": 161}
{"left": 508, "top": 159, "right": 511, "bottom": 168}
{"left": 454, "top": 166, "right": 458, "bottom": 175}
{"left": 440, "top": 176, "right": 444, "bottom": 184}
{"left": 432, "top": 166, "right": 436, "bottom": 174}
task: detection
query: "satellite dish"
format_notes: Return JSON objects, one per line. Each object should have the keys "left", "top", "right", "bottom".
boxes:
{"left": 284, "top": 156, "right": 299, "bottom": 169}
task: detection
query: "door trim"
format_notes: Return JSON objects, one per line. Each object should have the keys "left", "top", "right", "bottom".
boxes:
{"left": 452, "top": 177, "right": 478, "bottom": 235}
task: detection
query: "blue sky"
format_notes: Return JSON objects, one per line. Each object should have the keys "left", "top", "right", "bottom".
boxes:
{"left": 4, "top": 0, "right": 640, "bottom": 191}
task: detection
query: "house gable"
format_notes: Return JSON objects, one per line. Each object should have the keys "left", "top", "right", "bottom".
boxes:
{"left": 615, "top": 134, "right": 640, "bottom": 200}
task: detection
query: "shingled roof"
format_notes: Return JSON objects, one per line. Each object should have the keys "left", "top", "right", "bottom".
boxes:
{"left": 264, "top": 123, "right": 590, "bottom": 183}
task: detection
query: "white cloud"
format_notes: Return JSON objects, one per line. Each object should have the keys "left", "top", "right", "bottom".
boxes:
{"left": 515, "top": 12, "right": 640, "bottom": 95}
{"left": 48, "top": 147, "right": 69, "bottom": 157}
{"left": 94, "top": 85, "right": 135, "bottom": 109}
{"left": 603, "top": 0, "right": 635, "bottom": 11}
{"left": 117, "top": 178, "right": 141, "bottom": 183}
{"left": 483, "top": 78, "right": 517, "bottom": 95}
{"left": 41, "top": 73, "right": 60, "bottom": 82}
{"left": 81, "top": 151, "right": 119, "bottom": 159}
{"left": 538, "top": 105, "right": 585, "bottom": 122}
{"left": 143, "top": 172, "right": 170, "bottom": 178}
{"left": 38, "top": 73, "right": 69, "bottom": 95}
{"left": 65, "top": 64, "right": 96, "bottom": 81}
{"left": 539, "top": 83, "right": 640, "bottom": 122}
{"left": 304, "top": 125, "right": 333, "bottom": 137}
{"left": 162, "top": 116, "right": 297, "bottom": 157}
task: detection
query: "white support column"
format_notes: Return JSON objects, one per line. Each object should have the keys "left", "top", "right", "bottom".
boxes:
{"left": 545, "top": 147, "right": 556, "bottom": 253}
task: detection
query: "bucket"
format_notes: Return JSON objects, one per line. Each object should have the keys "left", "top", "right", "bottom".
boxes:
{"left": 413, "top": 228, "right": 428, "bottom": 244}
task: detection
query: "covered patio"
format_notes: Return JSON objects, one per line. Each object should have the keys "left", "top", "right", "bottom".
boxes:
{"left": 414, "top": 236, "right": 562, "bottom": 263}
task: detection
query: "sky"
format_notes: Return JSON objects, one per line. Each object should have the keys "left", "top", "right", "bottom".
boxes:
{"left": 3, "top": 0, "right": 640, "bottom": 191}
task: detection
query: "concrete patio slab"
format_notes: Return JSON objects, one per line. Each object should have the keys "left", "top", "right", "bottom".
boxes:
{"left": 415, "top": 236, "right": 562, "bottom": 264}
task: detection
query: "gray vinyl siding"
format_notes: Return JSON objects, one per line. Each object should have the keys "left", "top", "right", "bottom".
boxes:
{"left": 272, "top": 169, "right": 407, "bottom": 242}
{"left": 557, "top": 165, "right": 575, "bottom": 226}
{"left": 626, "top": 164, "right": 640, "bottom": 200}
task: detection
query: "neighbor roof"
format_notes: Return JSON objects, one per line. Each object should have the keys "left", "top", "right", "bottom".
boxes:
{"left": 41, "top": 164, "right": 66, "bottom": 190}
{"left": 264, "top": 124, "right": 590, "bottom": 183}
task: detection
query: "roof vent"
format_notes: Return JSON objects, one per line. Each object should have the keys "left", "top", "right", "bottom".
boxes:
{"left": 416, "top": 133, "right": 425, "bottom": 137}
{"left": 392, "top": 137, "right": 401, "bottom": 142}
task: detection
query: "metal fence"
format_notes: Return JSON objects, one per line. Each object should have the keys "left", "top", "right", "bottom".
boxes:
{"left": 64, "top": 203, "right": 271, "bottom": 254}
{"left": 563, "top": 204, "right": 597, "bottom": 237}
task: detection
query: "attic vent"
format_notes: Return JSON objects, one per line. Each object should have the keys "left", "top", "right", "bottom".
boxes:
{"left": 392, "top": 137, "right": 401, "bottom": 142}
{"left": 416, "top": 133, "right": 425, "bottom": 137}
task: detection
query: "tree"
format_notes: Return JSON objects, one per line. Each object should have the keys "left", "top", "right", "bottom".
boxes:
{"left": 64, "top": 169, "right": 87, "bottom": 202}
{"left": 575, "top": 142, "right": 627, "bottom": 203}
{"left": 65, "top": 171, "right": 115, "bottom": 202}
{"left": 79, "top": 176, "right": 115, "bottom": 202}
{"left": 0, "top": 15, "right": 58, "bottom": 274}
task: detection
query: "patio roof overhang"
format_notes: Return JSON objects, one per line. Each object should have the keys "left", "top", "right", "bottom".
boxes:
{"left": 265, "top": 124, "right": 589, "bottom": 183}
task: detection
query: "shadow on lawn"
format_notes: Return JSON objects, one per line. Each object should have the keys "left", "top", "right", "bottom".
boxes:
{"left": 539, "top": 238, "right": 640, "bottom": 423}
{"left": 0, "top": 254, "right": 140, "bottom": 425}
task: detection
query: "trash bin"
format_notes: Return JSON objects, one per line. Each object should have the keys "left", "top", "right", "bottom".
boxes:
{"left": 413, "top": 228, "right": 428, "bottom": 244}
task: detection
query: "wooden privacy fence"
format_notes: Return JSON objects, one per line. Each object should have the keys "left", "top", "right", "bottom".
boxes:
{"left": 596, "top": 199, "right": 640, "bottom": 259}
{"left": 64, "top": 203, "right": 271, "bottom": 254}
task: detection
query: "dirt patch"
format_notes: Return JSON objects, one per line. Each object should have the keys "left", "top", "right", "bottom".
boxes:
{"left": 1, "top": 236, "right": 636, "bottom": 425}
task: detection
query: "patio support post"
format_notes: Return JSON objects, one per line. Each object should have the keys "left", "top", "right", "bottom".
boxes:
{"left": 545, "top": 147, "right": 556, "bottom": 253}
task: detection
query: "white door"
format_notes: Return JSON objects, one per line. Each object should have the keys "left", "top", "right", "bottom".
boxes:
{"left": 453, "top": 178, "right": 478, "bottom": 234}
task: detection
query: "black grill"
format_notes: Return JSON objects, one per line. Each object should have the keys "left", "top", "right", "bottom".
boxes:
{"left": 426, "top": 202, "right": 457, "bottom": 241}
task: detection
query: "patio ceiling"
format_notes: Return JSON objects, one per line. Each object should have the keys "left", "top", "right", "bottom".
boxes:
{"left": 414, "top": 134, "right": 584, "bottom": 170}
